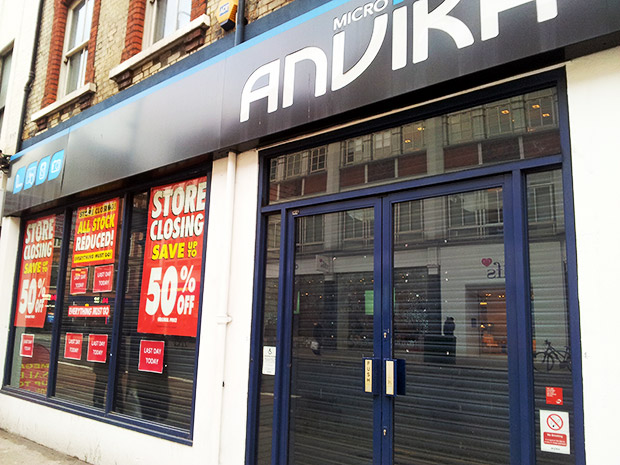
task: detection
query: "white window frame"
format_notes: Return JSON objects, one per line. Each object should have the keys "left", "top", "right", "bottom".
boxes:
{"left": 144, "top": 0, "right": 192, "bottom": 48}
{"left": 59, "top": 0, "right": 94, "bottom": 98}
{"left": 0, "top": 47, "right": 13, "bottom": 134}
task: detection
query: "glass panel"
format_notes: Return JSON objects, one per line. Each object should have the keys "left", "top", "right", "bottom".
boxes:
{"left": 154, "top": 0, "right": 191, "bottom": 42}
{"left": 66, "top": 50, "right": 86, "bottom": 94}
{"left": 68, "top": 0, "right": 86, "bottom": 49}
{"left": 55, "top": 198, "right": 123, "bottom": 408}
{"left": 268, "top": 88, "right": 560, "bottom": 204}
{"left": 114, "top": 176, "right": 207, "bottom": 430}
{"left": 393, "top": 190, "right": 510, "bottom": 464}
{"left": 289, "top": 208, "right": 374, "bottom": 464}
{"left": 256, "top": 215, "right": 281, "bottom": 464}
{"left": 9, "top": 214, "right": 65, "bottom": 395}
{"left": 528, "top": 170, "right": 575, "bottom": 464}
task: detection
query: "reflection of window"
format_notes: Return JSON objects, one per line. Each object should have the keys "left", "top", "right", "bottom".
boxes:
{"left": 446, "top": 111, "right": 475, "bottom": 144}
{"left": 527, "top": 171, "right": 562, "bottom": 235}
{"left": 373, "top": 129, "right": 397, "bottom": 159}
{"left": 445, "top": 89, "right": 558, "bottom": 146}
{"left": 448, "top": 189, "right": 503, "bottom": 238}
{"left": 62, "top": 0, "right": 94, "bottom": 95}
{"left": 148, "top": 0, "right": 192, "bottom": 45}
{"left": 269, "top": 147, "right": 328, "bottom": 183}
{"left": 286, "top": 152, "right": 302, "bottom": 178}
{"left": 402, "top": 122, "right": 425, "bottom": 152}
{"left": 269, "top": 158, "right": 279, "bottom": 181}
{"left": 296, "top": 215, "right": 324, "bottom": 247}
{"left": 485, "top": 101, "right": 518, "bottom": 136}
{"left": 310, "top": 148, "right": 326, "bottom": 173}
{"left": 267, "top": 216, "right": 281, "bottom": 251}
{"left": 342, "top": 210, "right": 374, "bottom": 247}
{"left": 343, "top": 136, "right": 369, "bottom": 165}
{"left": 0, "top": 49, "right": 12, "bottom": 132}
{"left": 394, "top": 201, "right": 423, "bottom": 242}
{"left": 526, "top": 89, "right": 558, "bottom": 130}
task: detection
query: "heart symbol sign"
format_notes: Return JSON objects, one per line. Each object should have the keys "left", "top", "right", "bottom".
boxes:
{"left": 481, "top": 258, "right": 493, "bottom": 267}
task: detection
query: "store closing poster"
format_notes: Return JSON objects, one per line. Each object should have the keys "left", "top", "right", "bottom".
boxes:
{"left": 138, "top": 177, "right": 207, "bottom": 337}
{"left": 15, "top": 215, "right": 56, "bottom": 327}
{"left": 72, "top": 199, "right": 119, "bottom": 268}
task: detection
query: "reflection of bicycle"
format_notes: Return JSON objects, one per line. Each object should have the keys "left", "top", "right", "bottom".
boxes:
{"left": 533, "top": 340, "right": 571, "bottom": 372}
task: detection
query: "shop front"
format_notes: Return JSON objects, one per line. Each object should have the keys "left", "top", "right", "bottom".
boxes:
{"left": 1, "top": 0, "right": 619, "bottom": 464}
{"left": 248, "top": 77, "right": 581, "bottom": 465}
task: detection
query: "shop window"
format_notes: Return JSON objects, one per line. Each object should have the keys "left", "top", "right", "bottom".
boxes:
{"left": 7, "top": 214, "right": 65, "bottom": 395}
{"left": 55, "top": 198, "right": 122, "bottom": 408}
{"left": 145, "top": 0, "right": 192, "bottom": 46}
{"left": 62, "top": 0, "right": 93, "bottom": 95}
{"left": 4, "top": 174, "right": 208, "bottom": 438}
{"left": 267, "top": 88, "right": 560, "bottom": 205}
{"left": 0, "top": 48, "right": 12, "bottom": 133}
{"left": 113, "top": 181, "right": 206, "bottom": 429}
{"left": 528, "top": 170, "right": 575, "bottom": 464}
{"left": 254, "top": 215, "right": 281, "bottom": 464}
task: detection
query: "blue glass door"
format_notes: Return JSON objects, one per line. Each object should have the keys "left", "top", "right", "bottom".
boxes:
{"left": 281, "top": 179, "right": 520, "bottom": 465}
{"left": 284, "top": 201, "right": 382, "bottom": 465}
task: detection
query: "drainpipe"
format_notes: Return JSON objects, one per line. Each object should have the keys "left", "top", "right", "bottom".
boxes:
{"left": 234, "top": 0, "right": 246, "bottom": 45}
{"left": 17, "top": 0, "right": 45, "bottom": 153}
{"left": 212, "top": 151, "right": 236, "bottom": 464}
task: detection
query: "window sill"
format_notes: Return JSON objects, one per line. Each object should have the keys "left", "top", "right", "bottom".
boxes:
{"left": 31, "top": 83, "right": 96, "bottom": 122}
{"left": 109, "top": 15, "right": 210, "bottom": 82}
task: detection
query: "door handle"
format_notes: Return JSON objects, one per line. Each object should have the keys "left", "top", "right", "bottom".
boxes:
{"left": 363, "top": 358, "right": 379, "bottom": 395}
{"left": 385, "top": 359, "right": 406, "bottom": 396}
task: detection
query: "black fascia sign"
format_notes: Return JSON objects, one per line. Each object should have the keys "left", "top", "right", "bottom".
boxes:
{"left": 5, "top": 0, "right": 620, "bottom": 213}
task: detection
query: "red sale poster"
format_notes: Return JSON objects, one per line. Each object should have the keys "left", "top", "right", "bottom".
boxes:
{"left": 72, "top": 199, "right": 119, "bottom": 267}
{"left": 138, "top": 340, "right": 165, "bottom": 373}
{"left": 20, "top": 334, "right": 35, "bottom": 358}
{"left": 70, "top": 268, "right": 88, "bottom": 294}
{"left": 64, "top": 333, "right": 83, "bottom": 360}
{"left": 15, "top": 216, "right": 56, "bottom": 328}
{"left": 137, "top": 177, "right": 207, "bottom": 337}
{"left": 87, "top": 334, "right": 108, "bottom": 363}
{"left": 93, "top": 264, "right": 114, "bottom": 293}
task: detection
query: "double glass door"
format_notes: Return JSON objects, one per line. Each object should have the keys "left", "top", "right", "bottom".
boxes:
{"left": 283, "top": 180, "right": 515, "bottom": 464}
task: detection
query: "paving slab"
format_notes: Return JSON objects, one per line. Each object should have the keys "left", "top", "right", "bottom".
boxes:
{"left": 0, "top": 428, "right": 91, "bottom": 465}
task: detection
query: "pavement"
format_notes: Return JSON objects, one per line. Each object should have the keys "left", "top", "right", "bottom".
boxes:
{"left": 0, "top": 428, "right": 91, "bottom": 464}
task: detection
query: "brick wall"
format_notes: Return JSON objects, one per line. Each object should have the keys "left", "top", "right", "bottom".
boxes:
{"left": 22, "top": 0, "right": 294, "bottom": 143}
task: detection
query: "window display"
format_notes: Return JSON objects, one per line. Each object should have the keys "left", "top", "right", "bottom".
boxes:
{"left": 4, "top": 173, "right": 208, "bottom": 437}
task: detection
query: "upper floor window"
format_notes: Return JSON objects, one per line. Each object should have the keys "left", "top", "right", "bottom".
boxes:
{"left": 63, "top": 0, "right": 93, "bottom": 95}
{"left": 0, "top": 49, "right": 12, "bottom": 132}
{"left": 147, "top": 0, "right": 192, "bottom": 45}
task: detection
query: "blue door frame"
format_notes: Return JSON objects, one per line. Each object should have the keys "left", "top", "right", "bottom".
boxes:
{"left": 246, "top": 71, "right": 585, "bottom": 465}
{"left": 269, "top": 174, "right": 540, "bottom": 465}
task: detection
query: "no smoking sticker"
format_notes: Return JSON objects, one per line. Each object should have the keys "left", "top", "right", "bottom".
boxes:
{"left": 540, "top": 410, "right": 570, "bottom": 454}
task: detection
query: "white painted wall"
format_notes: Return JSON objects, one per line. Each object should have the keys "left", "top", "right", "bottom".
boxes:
{"left": 0, "top": 151, "right": 259, "bottom": 465}
{"left": 566, "top": 46, "right": 620, "bottom": 465}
